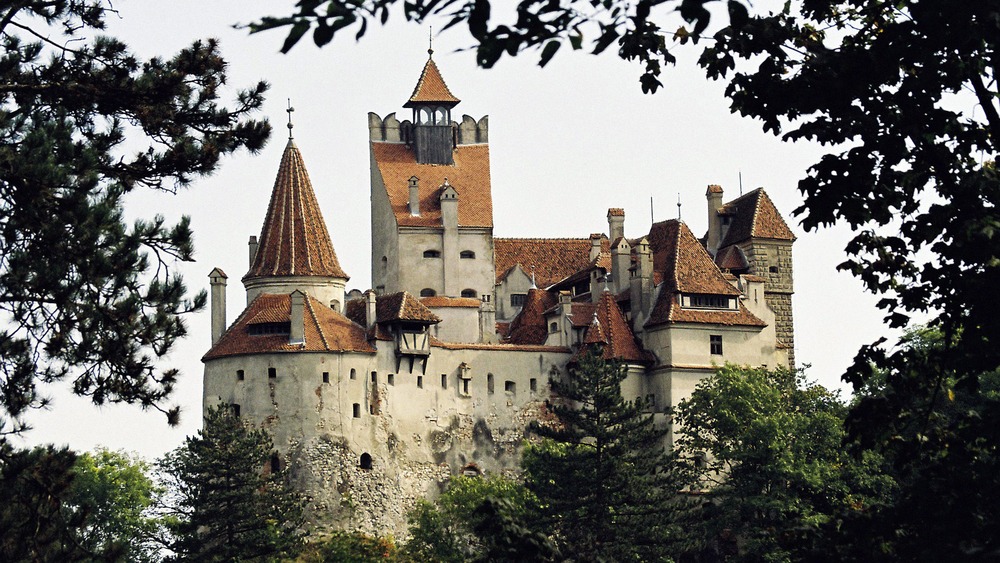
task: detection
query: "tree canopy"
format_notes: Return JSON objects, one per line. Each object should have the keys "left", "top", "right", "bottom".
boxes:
{"left": 0, "top": 1, "right": 269, "bottom": 435}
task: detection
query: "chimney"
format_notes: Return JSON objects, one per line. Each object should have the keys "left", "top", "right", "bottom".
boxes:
{"left": 611, "top": 237, "right": 631, "bottom": 294}
{"left": 408, "top": 176, "right": 420, "bottom": 216}
{"left": 607, "top": 208, "right": 625, "bottom": 241}
{"left": 289, "top": 290, "right": 306, "bottom": 345}
{"left": 365, "top": 290, "right": 377, "bottom": 330}
{"left": 209, "top": 268, "right": 228, "bottom": 345}
{"left": 589, "top": 233, "right": 603, "bottom": 261}
{"left": 439, "top": 179, "right": 458, "bottom": 229}
{"left": 706, "top": 185, "right": 724, "bottom": 255}
{"left": 248, "top": 235, "right": 259, "bottom": 268}
{"left": 631, "top": 237, "right": 654, "bottom": 325}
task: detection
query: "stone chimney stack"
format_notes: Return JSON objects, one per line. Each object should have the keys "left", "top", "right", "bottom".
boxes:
{"left": 248, "top": 236, "right": 258, "bottom": 268}
{"left": 408, "top": 176, "right": 420, "bottom": 216}
{"left": 289, "top": 290, "right": 306, "bottom": 345}
{"left": 631, "top": 237, "right": 654, "bottom": 326}
{"left": 365, "top": 290, "right": 378, "bottom": 330}
{"left": 611, "top": 237, "right": 631, "bottom": 294}
{"left": 209, "top": 268, "right": 228, "bottom": 345}
{"left": 706, "top": 185, "right": 724, "bottom": 256}
{"left": 589, "top": 233, "right": 603, "bottom": 261}
{"left": 607, "top": 208, "right": 625, "bottom": 241}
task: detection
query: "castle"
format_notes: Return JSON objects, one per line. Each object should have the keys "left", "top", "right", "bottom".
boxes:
{"left": 202, "top": 53, "right": 796, "bottom": 535}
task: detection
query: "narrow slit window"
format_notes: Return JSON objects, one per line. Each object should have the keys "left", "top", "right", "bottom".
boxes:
{"left": 322, "top": 371, "right": 330, "bottom": 383}
{"left": 388, "top": 374, "right": 395, "bottom": 386}
{"left": 530, "top": 378, "right": 537, "bottom": 392}
{"left": 417, "top": 376, "right": 423, "bottom": 388}
{"left": 441, "top": 374, "right": 448, "bottom": 389}
{"left": 353, "top": 403, "right": 361, "bottom": 418}
{"left": 350, "top": 368, "right": 357, "bottom": 380}
{"left": 488, "top": 373, "right": 494, "bottom": 394}
{"left": 268, "top": 367, "right": 276, "bottom": 379}
{"left": 371, "top": 371, "right": 377, "bottom": 384}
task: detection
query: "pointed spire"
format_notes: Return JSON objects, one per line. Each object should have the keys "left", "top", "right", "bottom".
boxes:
{"left": 243, "top": 142, "right": 348, "bottom": 282}
{"left": 286, "top": 98, "right": 295, "bottom": 141}
{"left": 404, "top": 51, "right": 460, "bottom": 108}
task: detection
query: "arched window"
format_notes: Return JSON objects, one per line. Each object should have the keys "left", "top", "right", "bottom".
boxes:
{"left": 434, "top": 107, "right": 447, "bottom": 124}
{"left": 460, "top": 250, "right": 475, "bottom": 259}
{"left": 549, "top": 322, "right": 559, "bottom": 333}
{"left": 419, "top": 108, "right": 432, "bottom": 124}
{"left": 423, "top": 249, "right": 441, "bottom": 258}
{"left": 461, "top": 289, "right": 477, "bottom": 298}
{"left": 420, "top": 288, "right": 436, "bottom": 297}
{"left": 360, "top": 453, "right": 373, "bottom": 470}
{"left": 381, "top": 255, "right": 388, "bottom": 272}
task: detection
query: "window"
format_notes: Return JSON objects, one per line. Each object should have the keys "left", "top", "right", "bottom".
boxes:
{"left": 417, "top": 376, "right": 423, "bottom": 389}
{"left": 462, "top": 378, "right": 470, "bottom": 395}
{"left": 269, "top": 454, "right": 282, "bottom": 473}
{"left": 353, "top": 403, "right": 361, "bottom": 418}
{"left": 505, "top": 381, "right": 516, "bottom": 395}
{"left": 510, "top": 294, "right": 526, "bottom": 307}
{"left": 530, "top": 378, "right": 537, "bottom": 392}
{"left": 710, "top": 335, "right": 723, "bottom": 355}
{"left": 231, "top": 403, "right": 241, "bottom": 417}
{"left": 549, "top": 322, "right": 558, "bottom": 333}
{"left": 461, "top": 289, "right": 477, "bottom": 298}
{"left": 419, "top": 107, "right": 432, "bottom": 124}
{"left": 769, "top": 265, "right": 779, "bottom": 273}
{"left": 420, "top": 288, "right": 436, "bottom": 297}
{"left": 322, "top": 371, "right": 330, "bottom": 383}
{"left": 248, "top": 322, "right": 290, "bottom": 335}
{"left": 371, "top": 371, "right": 377, "bottom": 384}
{"left": 268, "top": 367, "right": 276, "bottom": 379}
{"left": 460, "top": 250, "right": 475, "bottom": 259}
{"left": 360, "top": 453, "right": 373, "bottom": 470}
{"left": 350, "top": 368, "right": 356, "bottom": 380}
{"left": 236, "top": 369, "right": 244, "bottom": 381}
{"left": 381, "top": 255, "right": 388, "bottom": 272}
{"left": 441, "top": 374, "right": 448, "bottom": 389}
{"left": 689, "top": 294, "right": 731, "bottom": 309}
{"left": 388, "top": 374, "right": 395, "bottom": 386}
{"left": 423, "top": 249, "right": 441, "bottom": 258}
{"left": 434, "top": 107, "right": 447, "bottom": 124}
{"left": 488, "top": 373, "right": 495, "bottom": 394}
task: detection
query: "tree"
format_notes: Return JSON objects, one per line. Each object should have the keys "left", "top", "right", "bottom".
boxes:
{"left": 297, "top": 530, "right": 399, "bottom": 562}
{"left": 159, "top": 406, "right": 305, "bottom": 562}
{"left": 673, "top": 365, "right": 895, "bottom": 561}
{"left": 0, "top": 1, "right": 269, "bottom": 435}
{"left": 402, "top": 474, "right": 554, "bottom": 562}
{"left": 64, "top": 448, "right": 162, "bottom": 562}
{"left": 523, "top": 349, "right": 690, "bottom": 562}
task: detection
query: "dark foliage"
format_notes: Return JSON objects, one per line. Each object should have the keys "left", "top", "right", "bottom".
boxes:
{"left": 0, "top": 1, "right": 269, "bottom": 435}
{"left": 160, "top": 406, "right": 305, "bottom": 562}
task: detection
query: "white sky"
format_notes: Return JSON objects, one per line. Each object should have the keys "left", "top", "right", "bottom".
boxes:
{"left": 20, "top": 1, "right": 892, "bottom": 460}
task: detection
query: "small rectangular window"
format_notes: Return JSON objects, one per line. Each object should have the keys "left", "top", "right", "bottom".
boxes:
{"left": 505, "top": 381, "right": 516, "bottom": 394}
{"left": 322, "top": 371, "right": 330, "bottom": 383}
{"left": 232, "top": 404, "right": 241, "bottom": 417}
{"left": 710, "top": 334, "right": 723, "bottom": 355}
{"left": 371, "top": 371, "right": 377, "bottom": 384}
{"left": 268, "top": 367, "right": 276, "bottom": 379}
{"left": 370, "top": 405, "right": 375, "bottom": 415}
{"left": 388, "top": 374, "right": 395, "bottom": 386}
{"left": 487, "top": 373, "right": 494, "bottom": 394}
{"left": 236, "top": 369, "right": 245, "bottom": 381}
{"left": 441, "top": 374, "right": 448, "bottom": 389}
{"left": 417, "top": 376, "right": 423, "bottom": 388}
{"left": 530, "top": 378, "right": 537, "bottom": 392}
{"left": 350, "top": 369, "right": 356, "bottom": 380}
{"left": 462, "top": 378, "right": 470, "bottom": 395}
{"left": 510, "top": 293, "right": 527, "bottom": 307}
{"left": 353, "top": 403, "right": 361, "bottom": 418}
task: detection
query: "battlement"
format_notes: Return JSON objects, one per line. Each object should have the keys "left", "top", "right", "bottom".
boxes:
{"left": 368, "top": 112, "right": 489, "bottom": 145}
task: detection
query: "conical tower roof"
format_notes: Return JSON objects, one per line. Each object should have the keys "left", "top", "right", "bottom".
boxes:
{"left": 244, "top": 140, "right": 348, "bottom": 282}
{"left": 404, "top": 54, "right": 460, "bottom": 108}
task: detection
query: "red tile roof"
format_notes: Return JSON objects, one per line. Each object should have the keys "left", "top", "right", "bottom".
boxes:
{"left": 372, "top": 143, "right": 493, "bottom": 228}
{"left": 376, "top": 291, "right": 441, "bottom": 323}
{"left": 244, "top": 141, "right": 348, "bottom": 282}
{"left": 644, "top": 220, "right": 766, "bottom": 329}
{"left": 579, "top": 290, "right": 651, "bottom": 363}
{"left": 203, "top": 293, "right": 375, "bottom": 360}
{"left": 505, "top": 288, "right": 557, "bottom": 345}
{"left": 718, "top": 188, "right": 795, "bottom": 246}
{"left": 714, "top": 244, "right": 749, "bottom": 271}
{"left": 421, "top": 296, "right": 481, "bottom": 308}
{"left": 404, "top": 57, "right": 460, "bottom": 107}
{"left": 495, "top": 237, "right": 609, "bottom": 287}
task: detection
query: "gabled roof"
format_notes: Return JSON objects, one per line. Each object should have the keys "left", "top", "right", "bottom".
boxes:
{"left": 495, "top": 237, "right": 609, "bottom": 287}
{"left": 376, "top": 291, "right": 441, "bottom": 324}
{"left": 203, "top": 293, "right": 375, "bottom": 360}
{"left": 714, "top": 244, "right": 750, "bottom": 272}
{"left": 644, "top": 220, "right": 766, "bottom": 329}
{"left": 578, "top": 290, "right": 651, "bottom": 363}
{"left": 404, "top": 56, "right": 460, "bottom": 108}
{"left": 718, "top": 188, "right": 796, "bottom": 246}
{"left": 244, "top": 141, "right": 348, "bottom": 282}
{"left": 371, "top": 143, "right": 492, "bottom": 228}
{"left": 505, "top": 289, "right": 557, "bottom": 345}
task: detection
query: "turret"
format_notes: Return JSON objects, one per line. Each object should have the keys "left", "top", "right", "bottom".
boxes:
{"left": 404, "top": 48, "right": 460, "bottom": 165}
{"left": 705, "top": 184, "right": 724, "bottom": 255}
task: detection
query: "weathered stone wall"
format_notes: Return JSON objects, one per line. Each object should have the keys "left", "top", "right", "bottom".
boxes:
{"left": 741, "top": 240, "right": 795, "bottom": 366}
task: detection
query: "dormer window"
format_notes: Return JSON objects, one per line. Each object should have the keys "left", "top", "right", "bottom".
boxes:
{"left": 423, "top": 250, "right": 441, "bottom": 258}
{"left": 682, "top": 294, "right": 737, "bottom": 310}
{"left": 247, "top": 322, "right": 290, "bottom": 336}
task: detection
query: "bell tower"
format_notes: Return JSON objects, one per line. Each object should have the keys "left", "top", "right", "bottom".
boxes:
{"left": 404, "top": 46, "right": 460, "bottom": 165}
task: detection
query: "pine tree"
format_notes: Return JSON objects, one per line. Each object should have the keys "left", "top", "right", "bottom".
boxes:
{"left": 160, "top": 407, "right": 305, "bottom": 562}
{"left": 523, "top": 349, "right": 690, "bottom": 562}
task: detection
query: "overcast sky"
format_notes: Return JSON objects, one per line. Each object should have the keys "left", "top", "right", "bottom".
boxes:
{"left": 20, "top": 1, "right": 895, "bottom": 460}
